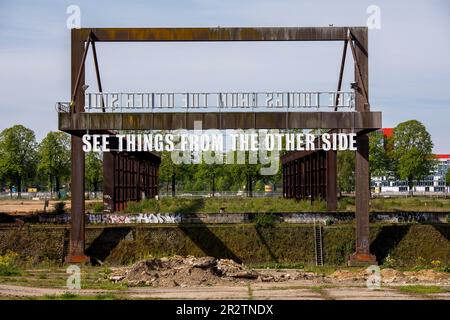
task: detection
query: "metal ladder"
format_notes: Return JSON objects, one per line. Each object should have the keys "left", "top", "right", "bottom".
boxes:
{"left": 314, "top": 219, "right": 324, "bottom": 266}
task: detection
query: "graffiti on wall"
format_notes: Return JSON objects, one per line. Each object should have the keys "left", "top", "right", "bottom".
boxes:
{"left": 37, "top": 213, "right": 182, "bottom": 224}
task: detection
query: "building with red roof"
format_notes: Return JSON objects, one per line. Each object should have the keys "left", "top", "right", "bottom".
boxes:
{"left": 372, "top": 129, "right": 450, "bottom": 194}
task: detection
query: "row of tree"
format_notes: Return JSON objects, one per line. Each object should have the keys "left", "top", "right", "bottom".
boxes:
{"left": 1, "top": 120, "right": 447, "bottom": 198}
{"left": 158, "top": 151, "right": 281, "bottom": 196}
{"left": 338, "top": 120, "right": 441, "bottom": 193}
{"left": 0, "top": 125, "right": 102, "bottom": 198}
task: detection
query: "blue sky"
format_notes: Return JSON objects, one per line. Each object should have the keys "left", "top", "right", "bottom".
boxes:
{"left": 0, "top": 0, "right": 449, "bottom": 152}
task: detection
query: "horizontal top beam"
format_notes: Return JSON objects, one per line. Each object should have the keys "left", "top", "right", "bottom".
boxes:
{"left": 59, "top": 111, "right": 381, "bottom": 132}
{"left": 74, "top": 27, "right": 366, "bottom": 42}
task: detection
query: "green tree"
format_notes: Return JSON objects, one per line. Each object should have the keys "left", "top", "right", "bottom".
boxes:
{"left": 228, "top": 151, "right": 261, "bottom": 197}
{"left": 391, "top": 120, "right": 434, "bottom": 194}
{"left": 37, "top": 132, "right": 71, "bottom": 199}
{"left": 85, "top": 152, "right": 103, "bottom": 198}
{"left": 0, "top": 125, "right": 38, "bottom": 198}
{"left": 159, "top": 151, "right": 190, "bottom": 196}
{"left": 369, "top": 130, "right": 389, "bottom": 177}
{"left": 337, "top": 150, "right": 355, "bottom": 194}
{"left": 194, "top": 162, "right": 217, "bottom": 195}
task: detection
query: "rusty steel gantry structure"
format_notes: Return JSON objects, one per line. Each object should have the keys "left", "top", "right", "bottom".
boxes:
{"left": 59, "top": 27, "right": 381, "bottom": 266}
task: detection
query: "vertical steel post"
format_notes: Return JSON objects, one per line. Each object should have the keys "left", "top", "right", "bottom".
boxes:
{"left": 66, "top": 30, "right": 89, "bottom": 263}
{"left": 103, "top": 151, "right": 115, "bottom": 212}
{"left": 349, "top": 28, "right": 377, "bottom": 266}
{"left": 326, "top": 150, "right": 337, "bottom": 211}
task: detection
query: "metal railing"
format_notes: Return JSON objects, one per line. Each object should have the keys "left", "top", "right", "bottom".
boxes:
{"left": 55, "top": 102, "right": 71, "bottom": 113}
{"left": 55, "top": 91, "right": 356, "bottom": 113}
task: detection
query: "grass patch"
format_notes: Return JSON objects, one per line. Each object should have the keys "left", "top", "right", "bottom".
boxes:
{"left": 123, "top": 197, "right": 328, "bottom": 214}
{"left": 119, "top": 196, "right": 450, "bottom": 214}
{"left": 43, "top": 292, "right": 120, "bottom": 300}
{"left": 44, "top": 292, "right": 80, "bottom": 300}
{"left": 398, "top": 285, "right": 447, "bottom": 294}
{"left": 0, "top": 251, "right": 22, "bottom": 276}
{"left": 369, "top": 197, "right": 450, "bottom": 212}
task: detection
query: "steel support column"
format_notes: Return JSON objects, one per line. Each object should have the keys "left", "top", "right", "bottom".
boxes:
{"left": 349, "top": 134, "right": 376, "bottom": 265}
{"left": 348, "top": 28, "right": 377, "bottom": 266}
{"left": 326, "top": 150, "right": 337, "bottom": 211}
{"left": 66, "top": 30, "right": 89, "bottom": 263}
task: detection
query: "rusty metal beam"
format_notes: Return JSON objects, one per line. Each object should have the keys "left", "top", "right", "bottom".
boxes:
{"left": 71, "top": 34, "right": 91, "bottom": 107}
{"left": 73, "top": 27, "right": 367, "bottom": 42}
{"left": 66, "top": 30, "right": 88, "bottom": 264}
{"left": 349, "top": 134, "right": 376, "bottom": 266}
{"left": 348, "top": 29, "right": 376, "bottom": 266}
{"left": 90, "top": 39, "right": 105, "bottom": 112}
{"left": 350, "top": 30, "right": 369, "bottom": 112}
{"left": 59, "top": 111, "right": 381, "bottom": 132}
{"left": 335, "top": 40, "right": 348, "bottom": 110}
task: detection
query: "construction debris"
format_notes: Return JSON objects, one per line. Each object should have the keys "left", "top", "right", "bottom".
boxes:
{"left": 109, "top": 256, "right": 264, "bottom": 287}
{"left": 109, "top": 255, "right": 450, "bottom": 287}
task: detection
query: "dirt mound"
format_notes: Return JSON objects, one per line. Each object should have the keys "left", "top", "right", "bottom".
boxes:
{"left": 329, "top": 269, "right": 365, "bottom": 281}
{"left": 380, "top": 268, "right": 404, "bottom": 283}
{"left": 404, "top": 269, "right": 450, "bottom": 282}
{"left": 329, "top": 267, "right": 450, "bottom": 284}
{"left": 109, "top": 255, "right": 260, "bottom": 287}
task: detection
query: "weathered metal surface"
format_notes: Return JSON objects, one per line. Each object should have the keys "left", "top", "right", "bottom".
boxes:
{"left": 66, "top": 30, "right": 88, "bottom": 263}
{"left": 349, "top": 134, "right": 377, "bottom": 266}
{"left": 348, "top": 28, "right": 376, "bottom": 265}
{"left": 281, "top": 149, "right": 337, "bottom": 211}
{"left": 59, "top": 111, "right": 381, "bottom": 131}
{"left": 64, "top": 26, "right": 379, "bottom": 264}
{"left": 76, "top": 27, "right": 366, "bottom": 42}
{"left": 326, "top": 150, "right": 337, "bottom": 211}
{"left": 103, "top": 150, "right": 160, "bottom": 212}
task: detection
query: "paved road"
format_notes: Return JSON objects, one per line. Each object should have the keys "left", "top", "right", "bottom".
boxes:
{"left": 1, "top": 281, "right": 449, "bottom": 300}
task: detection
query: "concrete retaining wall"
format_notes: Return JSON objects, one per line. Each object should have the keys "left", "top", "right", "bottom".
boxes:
{"left": 31, "top": 211, "right": 448, "bottom": 224}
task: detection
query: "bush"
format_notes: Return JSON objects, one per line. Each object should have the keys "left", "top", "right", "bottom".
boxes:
{"left": 0, "top": 251, "right": 22, "bottom": 276}
{"left": 93, "top": 202, "right": 104, "bottom": 213}
{"left": 254, "top": 213, "right": 277, "bottom": 228}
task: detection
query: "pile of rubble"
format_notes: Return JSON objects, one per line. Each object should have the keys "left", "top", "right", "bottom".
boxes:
{"left": 108, "top": 255, "right": 450, "bottom": 287}
{"left": 109, "top": 256, "right": 261, "bottom": 287}
{"left": 108, "top": 255, "right": 319, "bottom": 287}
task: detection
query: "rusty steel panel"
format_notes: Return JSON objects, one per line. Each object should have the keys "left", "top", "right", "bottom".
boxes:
{"left": 282, "top": 150, "right": 334, "bottom": 206}
{"left": 75, "top": 27, "right": 366, "bottom": 42}
{"left": 59, "top": 111, "right": 382, "bottom": 131}
{"left": 282, "top": 147, "right": 337, "bottom": 211}
{"left": 102, "top": 147, "right": 160, "bottom": 213}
